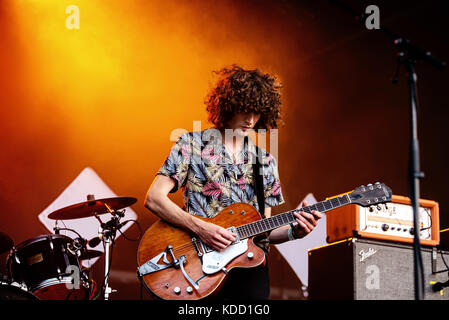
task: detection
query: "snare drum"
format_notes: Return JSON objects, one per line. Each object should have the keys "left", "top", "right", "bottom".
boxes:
{"left": 7, "top": 234, "right": 89, "bottom": 300}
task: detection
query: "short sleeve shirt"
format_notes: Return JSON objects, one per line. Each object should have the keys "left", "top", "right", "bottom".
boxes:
{"left": 157, "top": 129, "right": 284, "bottom": 218}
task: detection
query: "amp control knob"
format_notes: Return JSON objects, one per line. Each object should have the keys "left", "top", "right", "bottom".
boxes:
{"left": 381, "top": 224, "right": 389, "bottom": 232}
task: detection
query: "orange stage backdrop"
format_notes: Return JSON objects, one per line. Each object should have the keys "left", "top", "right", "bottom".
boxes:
{"left": 0, "top": 0, "right": 448, "bottom": 299}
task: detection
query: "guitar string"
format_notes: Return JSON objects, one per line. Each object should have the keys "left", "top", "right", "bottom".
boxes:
{"left": 162, "top": 196, "right": 351, "bottom": 257}
{"left": 166, "top": 212, "right": 297, "bottom": 256}
{"left": 163, "top": 207, "right": 319, "bottom": 255}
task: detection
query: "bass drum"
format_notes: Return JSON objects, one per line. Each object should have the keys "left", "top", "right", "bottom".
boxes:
{"left": 7, "top": 234, "right": 89, "bottom": 300}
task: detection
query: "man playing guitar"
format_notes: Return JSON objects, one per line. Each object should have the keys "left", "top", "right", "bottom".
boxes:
{"left": 144, "top": 65, "right": 323, "bottom": 299}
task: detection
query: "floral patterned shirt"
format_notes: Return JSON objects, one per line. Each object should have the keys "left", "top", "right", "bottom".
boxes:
{"left": 157, "top": 129, "right": 284, "bottom": 218}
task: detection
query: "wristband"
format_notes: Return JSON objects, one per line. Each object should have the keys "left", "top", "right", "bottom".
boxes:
{"left": 288, "top": 224, "right": 297, "bottom": 241}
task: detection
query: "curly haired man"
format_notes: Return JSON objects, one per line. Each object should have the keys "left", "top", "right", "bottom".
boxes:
{"left": 145, "top": 65, "right": 322, "bottom": 299}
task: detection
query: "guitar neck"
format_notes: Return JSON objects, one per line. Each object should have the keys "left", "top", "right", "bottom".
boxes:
{"left": 236, "top": 194, "right": 352, "bottom": 240}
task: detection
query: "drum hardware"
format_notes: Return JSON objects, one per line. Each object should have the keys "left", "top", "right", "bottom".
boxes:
{"left": 53, "top": 225, "right": 96, "bottom": 261}
{"left": 47, "top": 194, "right": 139, "bottom": 299}
{"left": 4, "top": 194, "right": 141, "bottom": 300}
{"left": 47, "top": 196, "right": 137, "bottom": 220}
{"left": 94, "top": 203, "right": 128, "bottom": 300}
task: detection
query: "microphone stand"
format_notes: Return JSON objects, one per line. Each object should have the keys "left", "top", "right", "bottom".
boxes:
{"left": 398, "top": 45, "right": 426, "bottom": 300}
{"left": 385, "top": 29, "right": 445, "bottom": 302}
{"left": 329, "top": 0, "right": 446, "bottom": 300}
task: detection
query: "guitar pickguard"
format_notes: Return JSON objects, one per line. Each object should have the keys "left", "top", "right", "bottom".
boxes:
{"left": 202, "top": 239, "right": 248, "bottom": 274}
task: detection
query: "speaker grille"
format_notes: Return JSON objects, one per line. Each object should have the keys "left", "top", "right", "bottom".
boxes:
{"left": 308, "top": 238, "right": 449, "bottom": 300}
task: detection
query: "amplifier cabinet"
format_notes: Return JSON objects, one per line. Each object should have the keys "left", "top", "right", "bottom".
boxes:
{"left": 326, "top": 195, "right": 439, "bottom": 246}
{"left": 308, "top": 238, "right": 449, "bottom": 300}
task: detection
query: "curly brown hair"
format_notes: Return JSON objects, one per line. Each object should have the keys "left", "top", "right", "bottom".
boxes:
{"left": 204, "top": 65, "right": 283, "bottom": 130}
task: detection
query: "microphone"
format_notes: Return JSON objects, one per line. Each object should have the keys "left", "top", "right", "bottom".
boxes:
{"left": 88, "top": 235, "right": 103, "bottom": 248}
{"left": 88, "top": 221, "right": 130, "bottom": 247}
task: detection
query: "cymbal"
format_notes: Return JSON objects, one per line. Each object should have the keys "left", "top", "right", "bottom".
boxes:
{"left": 0, "top": 232, "right": 14, "bottom": 254}
{"left": 47, "top": 197, "right": 137, "bottom": 220}
{"left": 79, "top": 250, "right": 103, "bottom": 260}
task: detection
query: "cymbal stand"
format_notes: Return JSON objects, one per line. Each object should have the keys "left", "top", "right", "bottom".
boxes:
{"left": 102, "top": 231, "right": 115, "bottom": 300}
{"left": 97, "top": 205, "right": 124, "bottom": 300}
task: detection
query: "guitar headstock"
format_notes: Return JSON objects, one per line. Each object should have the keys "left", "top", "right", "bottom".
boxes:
{"left": 349, "top": 182, "right": 392, "bottom": 206}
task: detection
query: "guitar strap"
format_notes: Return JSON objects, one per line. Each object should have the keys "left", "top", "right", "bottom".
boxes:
{"left": 251, "top": 143, "right": 270, "bottom": 253}
{"left": 252, "top": 144, "right": 265, "bottom": 218}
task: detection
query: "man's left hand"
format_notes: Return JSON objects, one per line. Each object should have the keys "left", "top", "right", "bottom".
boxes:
{"left": 292, "top": 200, "right": 323, "bottom": 239}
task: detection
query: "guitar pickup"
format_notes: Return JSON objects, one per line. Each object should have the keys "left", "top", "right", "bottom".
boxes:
{"left": 227, "top": 226, "right": 240, "bottom": 243}
{"left": 193, "top": 226, "right": 240, "bottom": 257}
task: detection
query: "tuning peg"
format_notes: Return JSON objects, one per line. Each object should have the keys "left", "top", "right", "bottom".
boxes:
{"left": 367, "top": 183, "right": 373, "bottom": 187}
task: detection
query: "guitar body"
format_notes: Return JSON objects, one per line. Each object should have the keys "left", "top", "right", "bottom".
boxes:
{"left": 137, "top": 203, "right": 266, "bottom": 300}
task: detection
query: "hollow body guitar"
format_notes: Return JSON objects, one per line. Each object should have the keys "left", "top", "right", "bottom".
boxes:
{"left": 137, "top": 183, "right": 392, "bottom": 300}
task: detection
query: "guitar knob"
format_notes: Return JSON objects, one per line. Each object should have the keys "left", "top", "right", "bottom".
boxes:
{"left": 173, "top": 286, "right": 181, "bottom": 295}
{"left": 247, "top": 252, "right": 254, "bottom": 259}
{"left": 186, "top": 286, "right": 193, "bottom": 294}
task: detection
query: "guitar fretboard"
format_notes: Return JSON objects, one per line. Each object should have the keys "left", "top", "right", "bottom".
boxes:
{"left": 235, "top": 194, "right": 351, "bottom": 240}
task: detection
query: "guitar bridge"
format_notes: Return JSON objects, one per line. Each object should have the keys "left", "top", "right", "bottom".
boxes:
{"left": 137, "top": 245, "right": 177, "bottom": 277}
{"left": 137, "top": 245, "right": 200, "bottom": 291}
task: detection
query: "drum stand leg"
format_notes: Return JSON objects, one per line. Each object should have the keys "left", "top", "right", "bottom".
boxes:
{"left": 103, "top": 237, "right": 116, "bottom": 300}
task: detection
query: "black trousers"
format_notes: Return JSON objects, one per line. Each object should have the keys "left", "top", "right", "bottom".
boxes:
{"left": 212, "top": 262, "right": 270, "bottom": 300}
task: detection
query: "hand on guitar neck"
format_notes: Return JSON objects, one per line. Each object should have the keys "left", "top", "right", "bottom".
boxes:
{"left": 197, "top": 201, "right": 323, "bottom": 249}
{"left": 264, "top": 200, "right": 323, "bottom": 244}
{"left": 291, "top": 200, "right": 324, "bottom": 237}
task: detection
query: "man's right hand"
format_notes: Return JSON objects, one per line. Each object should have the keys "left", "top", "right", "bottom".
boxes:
{"left": 194, "top": 219, "right": 237, "bottom": 252}
{"left": 146, "top": 175, "right": 236, "bottom": 252}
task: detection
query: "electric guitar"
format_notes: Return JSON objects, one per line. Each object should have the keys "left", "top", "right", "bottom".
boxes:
{"left": 137, "top": 182, "right": 392, "bottom": 300}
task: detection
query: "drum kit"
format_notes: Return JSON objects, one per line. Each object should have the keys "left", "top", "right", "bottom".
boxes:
{"left": 0, "top": 195, "right": 138, "bottom": 300}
